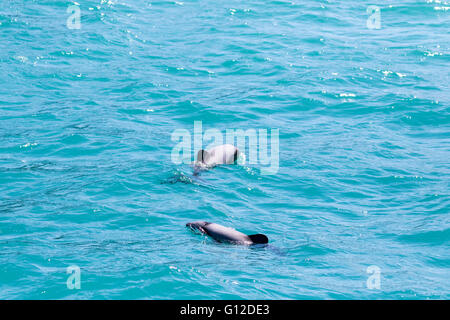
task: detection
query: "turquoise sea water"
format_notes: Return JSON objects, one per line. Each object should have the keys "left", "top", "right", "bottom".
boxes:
{"left": 1, "top": 0, "right": 449, "bottom": 299}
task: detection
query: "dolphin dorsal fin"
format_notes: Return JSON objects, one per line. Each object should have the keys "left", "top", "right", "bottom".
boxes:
{"left": 248, "top": 234, "right": 269, "bottom": 244}
{"left": 197, "top": 149, "right": 211, "bottom": 164}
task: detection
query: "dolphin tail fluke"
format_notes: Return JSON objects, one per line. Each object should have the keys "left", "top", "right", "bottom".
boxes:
{"left": 248, "top": 234, "right": 269, "bottom": 244}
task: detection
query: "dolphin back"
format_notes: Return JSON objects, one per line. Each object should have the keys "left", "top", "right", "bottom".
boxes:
{"left": 186, "top": 221, "right": 268, "bottom": 245}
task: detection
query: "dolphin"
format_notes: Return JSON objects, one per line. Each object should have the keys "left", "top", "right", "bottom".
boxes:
{"left": 193, "top": 144, "right": 239, "bottom": 175}
{"left": 186, "top": 221, "right": 269, "bottom": 245}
